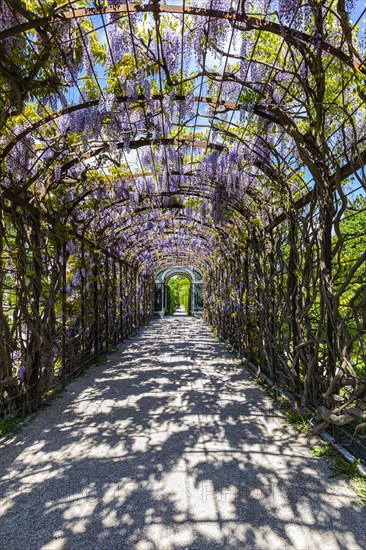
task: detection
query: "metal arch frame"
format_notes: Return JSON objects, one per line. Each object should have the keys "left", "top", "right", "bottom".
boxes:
{"left": 0, "top": 95, "right": 247, "bottom": 163}
{"left": 155, "top": 259, "right": 205, "bottom": 272}
{"left": 1, "top": 0, "right": 364, "bottom": 254}
{"left": 154, "top": 265, "right": 203, "bottom": 318}
{"left": 119, "top": 231, "right": 217, "bottom": 265}
{"left": 37, "top": 137, "right": 223, "bottom": 197}
{"left": 150, "top": 251, "right": 210, "bottom": 271}
{"left": 7, "top": 121, "right": 363, "bottom": 231}
{"left": 94, "top": 201, "right": 253, "bottom": 248}
{"left": 0, "top": 3, "right": 362, "bottom": 73}
{"left": 2, "top": 2, "right": 363, "bottom": 205}
{"left": 2, "top": 85, "right": 359, "bottom": 230}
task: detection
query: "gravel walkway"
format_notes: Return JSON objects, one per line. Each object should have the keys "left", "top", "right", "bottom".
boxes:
{"left": 0, "top": 317, "right": 365, "bottom": 550}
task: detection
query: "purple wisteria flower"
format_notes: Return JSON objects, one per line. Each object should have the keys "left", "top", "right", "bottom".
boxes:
{"left": 18, "top": 366, "right": 26, "bottom": 384}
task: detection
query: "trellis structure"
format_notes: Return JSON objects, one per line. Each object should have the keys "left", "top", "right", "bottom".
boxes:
{"left": 1, "top": 0, "right": 366, "bottom": 445}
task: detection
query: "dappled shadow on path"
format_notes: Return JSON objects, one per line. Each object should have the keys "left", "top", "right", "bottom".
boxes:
{"left": 172, "top": 305, "right": 188, "bottom": 317}
{"left": 0, "top": 317, "right": 365, "bottom": 550}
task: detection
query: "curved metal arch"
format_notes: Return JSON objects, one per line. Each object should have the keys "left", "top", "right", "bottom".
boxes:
{"left": 38, "top": 137, "right": 223, "bottom": 195}
{"left": 154, "top": 259, "right": 206, "bottom": 272}
{"left": 113, "top": 227, "right": 218, "bottom": 260}
{"left": 99, "top": 210, "right": 246, "bottom": 252}
{"left": 66, "top": 164, "right": 269, "bottom": 222}
{"left": 154, "top": 264, "right": 203, "bottom": 317}
{"left": 159, "top": 266, "right": 200, "bottom": 284}
{"left": 65, "top": 162, "right": 264, "bottom": 236}
{"left": 118, "top": 237, "right": 217, "bottom": 267}
{"left": 104, "top": 218, "right": 246, "bottom": 255}
{"left": 9, "top": 96, "right": 354, "bottom": 222}
{"left": 72, "top": 183, "right": 255, "bottom": 216}
{"left": 137, "top": 246, "right": 212, "bottom": 272}
{"left": 103, "top": 208, "right": 246, "bottom": 236}
{"left": 39, "top": 141, "right": 286, "bottom": 227}
{"left": 79, "top": 187, "right": 258, "bottom": 238}
{"left": 76, "top": 132, "right": 366, "bottom": 233}
{"left": 1, "top": 96, "right": 331, "bottom": 194}
{"left": 1, "top": 93, "right": 310, "bottom": 183}
{"left": 1, "top": 86, "right": 311, "bottom": 169}
{"left": 152, "top": 250, "right": 210, "bottom": 266}
{"left": 27, "top": 98, "right": 310, "bottom": 204}
{"left": 0, "top": 3, "right": 361, "bottom": 73}
{"left": 2, "top": 97, "right": 315, "bottom": 207}
{"left": 0, "top": 95, "right": 247, "bottom": 162}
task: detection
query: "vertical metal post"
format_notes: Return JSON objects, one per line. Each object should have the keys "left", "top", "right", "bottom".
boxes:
{"left": 62, "top": 240, "right": 67, "bottom": 391}
{"left": 144, "top": 277, "right": 148, "bottom": 324}
{"left": 29, "top": 210, "right": 43, "bottom": 410}
{"left": 80, "top": 239, "right": 85, "bottom": 373}
{"left": 93, "top": 252, "right": 99, "bottom": 359}
{"left": 288, "top": 215, "right": 301, "bottom": 405}
{"left": 129, "top": 267, "right": 133, "bottom": 334}
{"left": 133, "top": 268, "right": 138, "bottom": 330}
{"left": 119, "top": 261, "right": 124, "bottom": 341}
{"left": 105, "top": 255, "right": 109, "bottom": 353}
{"left": 126, "top": 266, "right": 130, "bottom": 335}
{"left": 112, "top": 258, "right": 117, "bottom": 347}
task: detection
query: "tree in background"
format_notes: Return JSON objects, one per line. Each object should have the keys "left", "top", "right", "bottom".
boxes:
{"left": 167, "top": 276, "right": 191, "bottom": 315}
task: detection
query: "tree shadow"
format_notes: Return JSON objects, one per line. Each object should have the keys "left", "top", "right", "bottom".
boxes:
{"left": 0, "top": 317, "right": 365, "bottom": 549}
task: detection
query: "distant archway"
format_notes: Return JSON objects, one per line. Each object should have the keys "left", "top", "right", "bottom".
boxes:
{"left": 154, "top": 266, "right": 203, "bottom": 318}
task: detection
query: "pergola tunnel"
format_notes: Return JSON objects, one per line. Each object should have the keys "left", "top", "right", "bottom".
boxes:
{"left": 1, "top": 0, "right": 366, "bottom": 461}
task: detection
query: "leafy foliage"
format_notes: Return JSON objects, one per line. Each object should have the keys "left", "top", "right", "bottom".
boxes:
{"left": 167, "top": 276, "right": 191, "bottom": 315}
{"left": 1, "top": 0, "right": 366, "bottom": 443}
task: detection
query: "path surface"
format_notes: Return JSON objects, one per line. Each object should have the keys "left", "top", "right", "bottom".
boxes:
{"left": 0, "top": 317, "right": 365, "bottom": 550}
